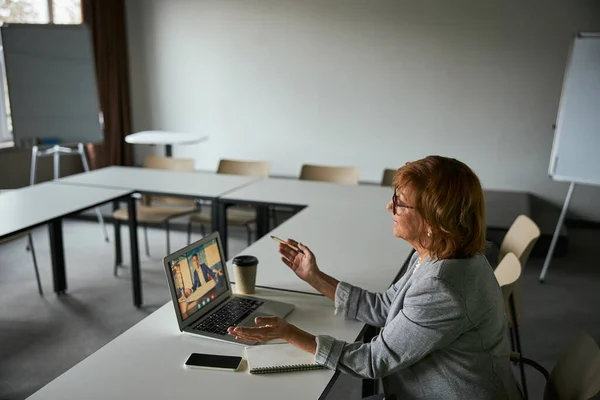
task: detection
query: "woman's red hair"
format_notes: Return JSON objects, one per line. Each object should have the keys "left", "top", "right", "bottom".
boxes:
{"left": 393, "top": 155, "right": 486, "bottom": 259}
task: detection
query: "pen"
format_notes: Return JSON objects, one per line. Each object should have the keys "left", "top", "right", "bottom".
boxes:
{"left": 270, "top": 235, "right": 305, "bottom": 254}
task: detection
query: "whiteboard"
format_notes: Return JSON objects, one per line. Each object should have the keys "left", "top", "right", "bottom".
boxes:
{"left": 1, "top": 24, "right": 103, "bottom": 148}
{"left": 548, "top": 33, "right": 600, "bottom": 186}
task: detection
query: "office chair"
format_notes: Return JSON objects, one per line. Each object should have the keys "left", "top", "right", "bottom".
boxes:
{"left": 510, "top": 332, "right": 600, "bottom": 400}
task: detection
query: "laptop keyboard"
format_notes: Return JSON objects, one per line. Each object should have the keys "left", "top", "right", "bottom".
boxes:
{"left": 194, "top": 297, "right": 264, "bottom": 336}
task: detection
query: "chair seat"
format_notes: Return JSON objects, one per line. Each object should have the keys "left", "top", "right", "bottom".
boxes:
{"left": 113, "top": 205, "right": 196, "bottom": 224}
{"left": 190, "top": 206, "right": 256, "bottom": 226}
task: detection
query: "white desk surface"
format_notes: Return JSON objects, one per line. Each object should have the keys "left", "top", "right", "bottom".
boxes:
{"left": 221, "top": 177, "right": 393, "bottom": 208}
{"left": 27, "top": 287, "right": 364, "bottom": 400}
{"left": 0, "top": 182, "right": 132, "bottom": 239}
{"left": 228, "top": 203, "right": 414, "bottom": 295}
{"left": 125, "top": 130, "right": 209, "bottom": 145}
{"left": 57, "top": 166, "right": 258, "bottom": 199}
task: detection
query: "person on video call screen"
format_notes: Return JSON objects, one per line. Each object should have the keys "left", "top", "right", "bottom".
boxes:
{"left": 171, "top": 241, "right": 226, "bottom": 320}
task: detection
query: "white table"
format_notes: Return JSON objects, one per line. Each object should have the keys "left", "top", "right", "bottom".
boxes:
{"left": 228, "top": 203, "right": 414, "bottom": 295}
{"left": 27, "top": 287, "right": 365, "bottom": 400}
{"left": 0, "top": 182, "right": 130, "bottom": 240}
{"left": 125, "top": 130, "right": 208, "bottom": 157}
{"left": 221, "top": 177, "right": 393, "bottom": 208}
{"left": 217, "top": 178, "right": 394, "bottom": 257}
{"left": 0, "top": 182, "right": 139, "bottom": 303}
{"left": 58, "top": 166, "right": 258, "bottom": 199}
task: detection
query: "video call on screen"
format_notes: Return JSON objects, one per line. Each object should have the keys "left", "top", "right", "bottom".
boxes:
{"left": 169, "top": 239, "right": 227, "bottom": 321}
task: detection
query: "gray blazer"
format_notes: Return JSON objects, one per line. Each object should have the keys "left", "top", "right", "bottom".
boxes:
{"left": 314, "top": 252, "right": 524, "bottom": 400}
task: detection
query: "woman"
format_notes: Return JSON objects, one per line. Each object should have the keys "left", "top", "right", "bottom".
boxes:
{"left": 228, "top": 156, "right": 523, "bottom": 400}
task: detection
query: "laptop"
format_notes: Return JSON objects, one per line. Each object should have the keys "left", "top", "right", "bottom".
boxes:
{"left": 162, "top": 232, "right": 295, "bottom": 345}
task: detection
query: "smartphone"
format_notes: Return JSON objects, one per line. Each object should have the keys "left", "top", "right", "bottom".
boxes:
{"left": 184, "top": 353, "right": 243, "bottom": 371}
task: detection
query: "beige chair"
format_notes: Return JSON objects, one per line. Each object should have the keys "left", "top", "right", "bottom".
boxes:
{"left": 214, "top": 160, "right": 271, "bottom": 178}
{"left": 494, "top": 252, "right": 522, "bottom": 292}
{"left": 299, "top": 164, "right": 359, "bottom": 185}
{"left": 496, "top": 214, "right": 541, "bottom": 358}
{"left": 112, "top": 156, "right": 197, "bottom": 273}
{"left": 499, "top": 214, "right": 541, "bottom": 268}
{"left": 381, "top": 168, "right": 397, "bottom": 187}
{"left": 187, "top": 159, "right": 270, "bottom": 245}
{"left": 0, "top": 190, "right": 43, "bottom": 295}
{"left": 494, "top": 252, "right": 527, "bottom": 397}
{"left": 511, "top": 332, "right": 600, "bottom": 400}
{"left": 545, "top": 332, "right": 600, "bottom": 400}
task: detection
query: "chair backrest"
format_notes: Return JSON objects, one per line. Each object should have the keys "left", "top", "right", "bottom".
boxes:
{"left": 145, "top": 155, "right": 195, "bottom": 172}
{"left": 494, "top": 252, "right": 521, "bottom": 288}
{"left": 381, "top": 168, "right": 397, "bottom": 187}
{"left": 499, "top": 214, "right": 541, "bottom": 268}
{"left": 143, "top": 156, "right": 195, "bottom": 206}
{"left": 494, "top": 252, "right": 522, "bottom": 313}
{"left": 299, "top": 164, "right": 359, "bottom": 185}
{"left": 545, "top": 332, "right": 600, "bottom": 400}
{"left": 217, "top": 159, "right": 270, "bottom": 178}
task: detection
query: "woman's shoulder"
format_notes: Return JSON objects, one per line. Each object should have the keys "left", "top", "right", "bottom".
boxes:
{"left": 424, "top": 253, "right": 493, "bottom": 283}
{"left": 412, "top": 255, "right": 500, "bottom": 310}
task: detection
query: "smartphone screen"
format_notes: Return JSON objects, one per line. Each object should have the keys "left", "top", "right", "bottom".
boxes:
{"left": 185, "top": 353, "right": 242, "bottom": 371}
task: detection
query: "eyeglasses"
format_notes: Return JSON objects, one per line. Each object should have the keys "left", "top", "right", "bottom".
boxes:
{"left": 392, "top": 191, "right": 415, "bottom": 215}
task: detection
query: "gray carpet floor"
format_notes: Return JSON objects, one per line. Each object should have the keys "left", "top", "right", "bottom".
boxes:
{"left": 0, "top": 220, "right": 599, "bottom": 400}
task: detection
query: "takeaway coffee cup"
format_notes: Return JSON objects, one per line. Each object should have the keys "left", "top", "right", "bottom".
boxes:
{"left": 232, "top": 255, "right": 258, "bottom": 294}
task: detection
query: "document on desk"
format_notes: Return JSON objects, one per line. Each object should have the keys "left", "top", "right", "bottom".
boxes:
{"left": 245, "top": 343, "right": 327, "bottom": 375}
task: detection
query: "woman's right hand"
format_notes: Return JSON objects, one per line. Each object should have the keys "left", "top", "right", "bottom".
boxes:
{"left": 278, "top": 239, "right": 319, "bottom": 283}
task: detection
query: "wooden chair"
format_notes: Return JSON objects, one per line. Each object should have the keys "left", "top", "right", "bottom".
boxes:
{"left": 112, "top": 156, "right": 197, "bottom": 274}
{"left": 381, "top": 168, "right": 397, "bottom": 187}
{"left": 0, "top": 190, "right": 43, "bottom": 295}
{"left": 187, "top": 159, "right": 270, "bottom": 245}
{"left": 511, "top": 332, "right": 600, "bottom": 400}
{"left": 213, "top": 160, "right": 270, "bottom": 178}
{"left": 494, "top": 252, "right": 527, "bottom": 397}
{"left": 299, "top": 164, "right": 359, "bottom": 185}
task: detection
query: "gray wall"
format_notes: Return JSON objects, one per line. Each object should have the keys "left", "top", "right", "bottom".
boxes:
{"left": 125, "top": 0, "right": 600, "bottom": 220}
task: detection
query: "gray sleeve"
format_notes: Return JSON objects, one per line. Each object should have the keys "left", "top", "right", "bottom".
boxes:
{"left": 334, "top": 281, "right": 398, "bottom": 327}
{"left": 315, "top": 277, "right": 466, "bottom": 379}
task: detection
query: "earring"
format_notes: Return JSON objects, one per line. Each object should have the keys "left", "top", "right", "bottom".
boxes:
{"left": 427, "top": 230, "right": 431, "bottom": 237}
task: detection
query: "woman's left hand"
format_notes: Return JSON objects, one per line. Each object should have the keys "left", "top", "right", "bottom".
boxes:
{"left": 227, "top": 316, "right": 291, "bottom": 343}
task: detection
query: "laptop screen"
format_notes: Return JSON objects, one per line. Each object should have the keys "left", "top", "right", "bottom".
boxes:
{"left": 167, "top": 237, "right": 229, "bottom": 322}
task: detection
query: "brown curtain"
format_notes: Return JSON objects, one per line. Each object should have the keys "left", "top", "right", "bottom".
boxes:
{"left": 82, "top": 0, "right": 133, "bottom": 168}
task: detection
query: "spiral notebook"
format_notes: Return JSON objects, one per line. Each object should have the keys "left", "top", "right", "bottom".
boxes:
{"left": 245, "top": 343, "right": 327, "bottom": 374}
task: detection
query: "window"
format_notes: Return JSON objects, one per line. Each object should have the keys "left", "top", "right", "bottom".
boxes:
{"left": 0, "top": 0, "right": 82, "bottom": 144}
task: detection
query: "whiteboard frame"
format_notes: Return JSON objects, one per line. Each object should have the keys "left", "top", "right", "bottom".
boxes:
{"left": 0, "top": 30, "right": 11, "bottom": 144}
{"left": 548, "top": 32, "right": 600, "bottom": 186}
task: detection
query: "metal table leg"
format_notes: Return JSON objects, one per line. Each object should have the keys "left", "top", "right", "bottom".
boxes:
{"left": 127, "top": 196, "right": 142, "bottom": 307}
{"left": 214, "top": 201, "right": 228, "bottom": 259}
{"left": 48, "top": 219, "right": 67, "bottom": 294}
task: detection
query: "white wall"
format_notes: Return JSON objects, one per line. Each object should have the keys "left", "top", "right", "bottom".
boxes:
{"left": 125, "top": 0, "right": 600, "bottom": 220}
